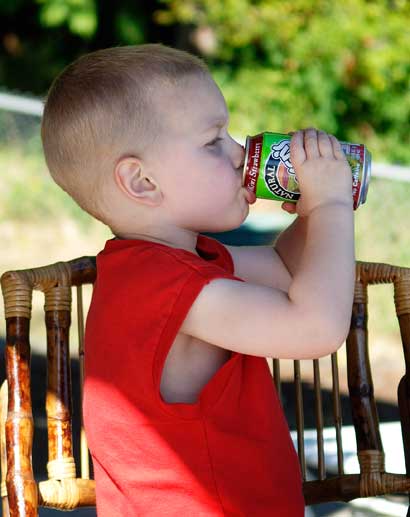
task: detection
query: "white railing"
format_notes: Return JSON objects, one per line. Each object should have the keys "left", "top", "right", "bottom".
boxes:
{"left": 0, "top": 91, "right": 43, "bottom": 117}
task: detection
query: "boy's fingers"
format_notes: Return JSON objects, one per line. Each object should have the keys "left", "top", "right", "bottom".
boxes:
{"left": 318, "top": 131, "right": 333, "bottom": 158}
{"left": 329, "top": 135, "right": 346, "bottom": 161}
{"left": 303, "top": 128, "right": 320, "bottom": 159}
{"left": 290, "top": 131, "right": 306, "bottom": 167}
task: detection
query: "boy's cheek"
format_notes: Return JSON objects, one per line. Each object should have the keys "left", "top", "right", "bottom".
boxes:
{"left": 212, "top": 157, "right": 239, "bottom": 180}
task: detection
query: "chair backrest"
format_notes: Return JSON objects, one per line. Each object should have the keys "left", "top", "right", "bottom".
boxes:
{"left": 276, "top": 260, "right": 410, "bottom": 506}
{"left": 1, "top": 258, "right": 410, "bottom": 515}
{"left": 1, "top": 257, "right": 96, "bottom": 516}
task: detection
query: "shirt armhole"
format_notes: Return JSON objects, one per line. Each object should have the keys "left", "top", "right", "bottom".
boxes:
{"left": 152, "top": 268, "right": 240, "bottom": 418}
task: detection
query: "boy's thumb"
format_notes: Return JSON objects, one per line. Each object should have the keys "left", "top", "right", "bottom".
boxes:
{"left": 281, "top": 202, "right": 297, "bottom": 214}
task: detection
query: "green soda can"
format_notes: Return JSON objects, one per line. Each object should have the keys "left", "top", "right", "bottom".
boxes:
{"left": 243, "top": 132, "right": 371, "bottom": 210}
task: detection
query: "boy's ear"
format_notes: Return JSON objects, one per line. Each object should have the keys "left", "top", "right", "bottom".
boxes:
{"left": 114, "top": 156, "right": 163, "bottom": 207}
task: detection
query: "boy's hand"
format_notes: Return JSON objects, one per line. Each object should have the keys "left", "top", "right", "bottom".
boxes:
{"left": 283, "top": 128, "right": 353, "bottom": 217}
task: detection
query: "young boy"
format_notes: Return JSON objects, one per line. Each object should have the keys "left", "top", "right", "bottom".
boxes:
{"left": 41, "top": 44, "right": 355, "bottom": 516}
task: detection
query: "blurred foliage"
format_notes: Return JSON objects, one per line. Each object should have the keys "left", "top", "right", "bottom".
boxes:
{"left": 0, "top": 0, "right": 409, "bottom": 163}
{"left": 157, "top": 0, "right": 410, "bottom": 163}
{"left": 37, "top": 0, "right": 97, "bottom": 38}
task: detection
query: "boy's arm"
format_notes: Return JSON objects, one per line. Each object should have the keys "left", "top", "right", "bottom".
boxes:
{"left": 225, "top": 209, "right": 307, "bottom": 291}
{"left": 224, "top": 244, "right": 293, "bottom": 292}
{"left": 224, "top": 215, "right": 306, "bottom": 292}
{"left": 273, "top": 214, "right": 307, "bottom": 277}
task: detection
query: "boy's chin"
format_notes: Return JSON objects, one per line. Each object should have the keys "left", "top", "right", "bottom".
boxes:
{"left": 199, "top": 219, "right": 246, "bottom": 235}
{"left": 195, "top": 207, "right": 249, "bottom": 234}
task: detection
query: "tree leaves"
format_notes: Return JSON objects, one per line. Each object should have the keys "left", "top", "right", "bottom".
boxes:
{"left": 37, "top": 0, "right": 97, "bottom": 37}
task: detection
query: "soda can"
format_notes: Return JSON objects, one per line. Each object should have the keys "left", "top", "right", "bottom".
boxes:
{"left": 243, "top": 132, "right": 371, "bottom": 210}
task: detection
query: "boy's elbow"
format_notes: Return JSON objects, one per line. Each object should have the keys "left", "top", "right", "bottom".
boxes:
{"left": 303, "top": 314, "right": 351, "bottom": 358}
{"left": 322, "top": 318, "right": 351, "bottom": 356}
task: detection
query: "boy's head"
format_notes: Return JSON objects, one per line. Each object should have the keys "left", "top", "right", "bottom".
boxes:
{"left": 42, "top": 44, "right": 250, "bottom": 236}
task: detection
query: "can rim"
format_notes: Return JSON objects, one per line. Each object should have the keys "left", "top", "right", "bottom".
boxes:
{"left": 243, "top": 136, "right": 251, "bottom": 186}
{"left": 360, "top": 150, "right": 372, "bottom": 205}
{"left": 363, "top": 149, "right": 372, "bottom": 203}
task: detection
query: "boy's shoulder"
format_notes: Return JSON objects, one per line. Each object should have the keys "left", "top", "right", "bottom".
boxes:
{"left": 98, "top": 236, "right": 235, "bottom": 278}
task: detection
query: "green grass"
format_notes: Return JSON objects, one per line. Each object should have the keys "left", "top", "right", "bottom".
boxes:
{"left": 0, "top": 144, "right": 95, "bottom": 229}
{"left": 354, "top": 176, "right": 410, "bottom": 338}
{"left": 355, "top": 177, "right": 410, "bottom": 266}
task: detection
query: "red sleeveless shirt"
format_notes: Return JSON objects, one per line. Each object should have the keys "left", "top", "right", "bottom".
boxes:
{"left": 83, "top": 235, "right": 304, "bottom": 516}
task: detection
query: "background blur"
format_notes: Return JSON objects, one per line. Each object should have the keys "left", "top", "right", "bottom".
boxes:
{"left": 1, "top": 1, "right": 410, "bottom": 515}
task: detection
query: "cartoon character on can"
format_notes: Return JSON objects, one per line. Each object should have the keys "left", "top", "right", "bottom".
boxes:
{"left": 264, "top": 138, "right": 299, "bottom": 202}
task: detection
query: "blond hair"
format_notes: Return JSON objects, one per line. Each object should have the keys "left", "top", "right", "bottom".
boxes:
{"left": 41, "top": 44, "right": 209, "bottom": 222}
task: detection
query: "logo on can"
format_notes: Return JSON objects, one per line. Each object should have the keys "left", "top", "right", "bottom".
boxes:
{"left": 265, "top": 138, "right": 298, "bottom": 201}
{"left": 243, "top": 132, "right": 371, "bottom": 210}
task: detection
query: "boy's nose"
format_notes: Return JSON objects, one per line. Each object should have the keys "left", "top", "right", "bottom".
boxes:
{"left": 233, "top": 142, "right": 245, "bottom": 171}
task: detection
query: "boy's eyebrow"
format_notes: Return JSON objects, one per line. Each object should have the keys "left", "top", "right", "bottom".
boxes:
{"left": 203, "top": 114, "right": 229, "bottom": 131}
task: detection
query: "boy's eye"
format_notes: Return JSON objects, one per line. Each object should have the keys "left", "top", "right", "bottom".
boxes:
{"left": 206, "top": 137, "right": 223, "bottom": 147}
